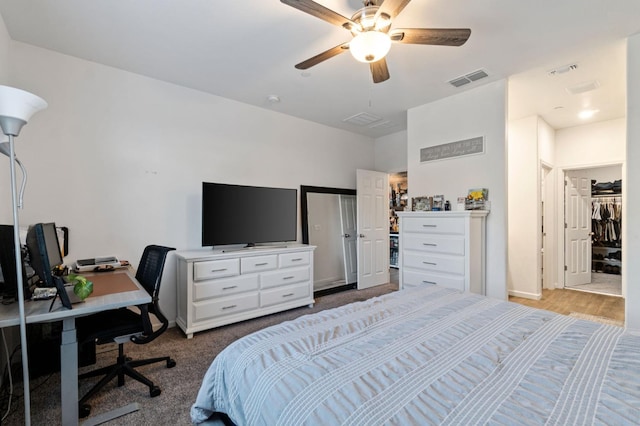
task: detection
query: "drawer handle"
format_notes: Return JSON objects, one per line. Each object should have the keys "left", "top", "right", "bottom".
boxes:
{"left": 282, "top": 276, "right": 295, "bottom": 280}
{"left": 221, "top": 304, "right": 237, "bottom": 310}
{"left": 255, "top": 262, "right": 269, "bottom": 266}
{"left": 211, "top": 268, "right": 227, "bottom": 273}
{"left": 422, "top": 243, "right": 437, "bottom": 247}
{"left": 422, "top": 280, "right": 437, "bottom": 285}
{"left": 222, "top": 285, "right": 238, "bottom": 290}
{"left": 422, "top": 224, "right": 437, "bottom": 228}
{"left": 422, "top": 261, "right": 437, "bottom": 266}
{"left": 291, "top": 258, "right": 303, "bottom": 262}
{"left": 282, "top": 293, "right": 294, "bottom": 298}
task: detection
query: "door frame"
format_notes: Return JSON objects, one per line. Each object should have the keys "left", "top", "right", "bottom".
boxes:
{"left": 555, "top": 162, "right": 624, "bottom": 295}
{"left": 540, "top": 161, "right": 555, "bottom": 291}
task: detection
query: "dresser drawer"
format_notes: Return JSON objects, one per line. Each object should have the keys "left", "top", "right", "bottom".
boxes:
{"left": 193, "top": 258, "right": 239, "bottom": 281}
{"left": 193, "top": 293, "right": 260, "bottom": 321}
{"left": 261, "top": 266, "right": 311, "bottom": 289}
{"left": 403, "top": 233, "right": 465, "bottom": 255}
{"left": 402, "top": 270, "right": 465, "bottom": 292}
{"left": 261, "top": 282, "right": 311, "bottom": 307}
{"left": 241, "top": 255, "right": 277, "bottom": 273}
{"left": 279, "top": 251, "right": 311, "bottom": 268}
{"left": 193, "top": 275, "right": 259, "bottom": 301}
{"left": 403, "top": 251, "right": 465, "bottom": 275}
{"left": 402, "top": 217, "right": 464, "bottom": 235}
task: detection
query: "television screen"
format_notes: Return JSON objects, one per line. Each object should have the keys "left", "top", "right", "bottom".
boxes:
{"left": 26, "top": 222, "right": 64, "bottom": 287}
{"left": 202, "top": 182, "right": 297, "bottom": 247}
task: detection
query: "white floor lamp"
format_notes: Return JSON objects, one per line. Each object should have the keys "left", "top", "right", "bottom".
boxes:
{"left": 0, "top": 85, "right": 47, "bottom": 426}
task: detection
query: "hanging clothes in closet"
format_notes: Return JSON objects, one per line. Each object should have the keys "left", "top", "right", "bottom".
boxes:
{"left": 591, "top": 196, "right": 622, "bottom": 247}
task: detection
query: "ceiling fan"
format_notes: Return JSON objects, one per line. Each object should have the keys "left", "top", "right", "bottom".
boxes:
{"left": 281, "top": 0, "right": 471, "bottom": 83}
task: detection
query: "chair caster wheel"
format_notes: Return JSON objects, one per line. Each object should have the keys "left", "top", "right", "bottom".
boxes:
{"left": 79, "top": 403, "right": 91, "bottom": 418}
{"left": 167, "top": 359, "right": 176, "bottom": 368}
{"left": 150, "top": 386, "right": 161, "bottom": 397}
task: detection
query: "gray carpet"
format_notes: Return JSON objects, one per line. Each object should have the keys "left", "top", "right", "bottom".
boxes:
{"left": 3, "top": 283, "right": 398, "bottom": 425}
{"left": 566, "top": 272, "right": 622, "bottom": 296}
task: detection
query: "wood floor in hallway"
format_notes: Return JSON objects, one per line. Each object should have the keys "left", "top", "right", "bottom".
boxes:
{"left": 509, "top": 288, "right": 625, "bottom": 323}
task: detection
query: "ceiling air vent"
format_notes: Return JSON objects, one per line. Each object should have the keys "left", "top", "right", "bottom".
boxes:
{"left": 343, "top": 112, "right": 382, "bottom": 126}
{"left": 368, "top": 120, "right": 397, "bottom": 130}
{"left": 448, "top": 69, "right": 489, "bottom": 88}
{"left": 566, "top": 80, "right": 600, "bottom": 95}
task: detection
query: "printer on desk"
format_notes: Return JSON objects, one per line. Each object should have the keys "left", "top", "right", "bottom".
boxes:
{"left": 74, "top": 256, "right": 121, "bottom": 272}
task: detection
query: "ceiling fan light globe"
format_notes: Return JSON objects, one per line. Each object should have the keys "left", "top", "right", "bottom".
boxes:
{"left": 350, "top": 31, "right": 391, "bottom": 63}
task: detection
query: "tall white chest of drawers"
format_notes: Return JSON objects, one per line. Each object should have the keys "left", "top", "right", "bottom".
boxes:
{"left": 175, "top": 244, "right": 315, "bottom": 338}
{"left": 398, "top": 211, "right": 488, "bottom": 294}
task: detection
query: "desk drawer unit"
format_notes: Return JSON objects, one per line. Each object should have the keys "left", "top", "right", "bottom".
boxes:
{"left": 403, "top": 251, "right": 465, "bottom": 275}
{"left": 194, "top": 258, "right": 239, "bottom": 281}
{"left": 193, "top": 275, "right": 259, "bottom": 301}
{"left": 194, "top": 293, "right": 260, "bottom": 322}
{"left": 261, "top": 266, "right": 311, "bottom": 289}
{"left": 261, "top": 282, "right": 311, "bottom": 307}
{"left": 403, "top": 270, "right": 465, "bottom": 292}
{"left": 402, "top": 233, "right": 465, "bottom": 256}
{"left": 402, "top": 217, "right": 465, "bottom": 235}
{"left": 176, "top": 245, "right": 316, "bottom": 338}
{"left": 398, "top": 211, "right": 487, "bottom": 295}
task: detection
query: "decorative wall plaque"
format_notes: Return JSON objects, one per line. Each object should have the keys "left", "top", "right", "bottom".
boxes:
{"left": 420, "top": 136, "right": 484, "bottom": 163}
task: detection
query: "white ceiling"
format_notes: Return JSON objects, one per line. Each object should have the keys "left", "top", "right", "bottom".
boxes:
{"left": 1, "top": 0, "right": 638, "bottom": 138}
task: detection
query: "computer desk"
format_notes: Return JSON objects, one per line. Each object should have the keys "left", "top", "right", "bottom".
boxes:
{"left": 0, "top": 269, "right": 150, "bottom": 426}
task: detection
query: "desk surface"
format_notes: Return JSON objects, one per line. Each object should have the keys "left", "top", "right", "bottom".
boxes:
{"left": 0, "top": 269, "right": 150, "bottom": 327}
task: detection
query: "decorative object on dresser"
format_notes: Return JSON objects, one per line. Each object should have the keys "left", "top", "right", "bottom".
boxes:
{"left": 397, "top": 210, "right": 488, "bottom": 294}
{"left": 176, "top": 245, "right": 315, "bottom": 338}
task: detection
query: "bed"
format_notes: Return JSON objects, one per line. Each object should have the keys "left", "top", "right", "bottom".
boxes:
{"left": 191, "top": 284, "right": 640, "bottom": 425}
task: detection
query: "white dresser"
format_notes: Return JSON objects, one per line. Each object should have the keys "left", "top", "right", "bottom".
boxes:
{"left": 175, "top": 244, "right": 315, "bottom": 338}
{"left": 397, "top": 211, "right": 488, "bottom": 294}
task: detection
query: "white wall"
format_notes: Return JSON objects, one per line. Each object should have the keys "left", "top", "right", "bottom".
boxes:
{"left": 0, "top": 13, "right": 9, "bottom": 83}
{"left": 626, "top": 33, "right": 640, "bottom": 330}
{"left": 0, "top": 13, "right": 11, "bottom": 224}
{"left": 507, "top": 116, "right": 539, "bottom": 298}
{"left": 374, "top": 130, "right": 407, "bottom": 173}
{"left": 407, "top": 80, "right": 508, "bottom": 299}
{"left": 555, "top": 118, "right": 626, "bottom": 167}
{"left": 1, "top": 41, "right": 376, "bottom": 323}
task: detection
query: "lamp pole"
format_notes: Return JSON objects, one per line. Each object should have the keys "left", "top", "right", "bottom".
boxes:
{"left": 6, "top": 132, "right": 32, "bottom": 425}
{"left": 0, "top": 85, "right": 48, "bottom": 426}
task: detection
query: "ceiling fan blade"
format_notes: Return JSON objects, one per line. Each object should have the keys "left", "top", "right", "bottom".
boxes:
{"left": 390, "top": 28, "right": 471, "bottom": 46}
{"left": 370, "top": 58, "right": 390, "bottom": 83}
{"left": 281, "top": 0, "right": 359, "bottom": 30}
{"left": 375, "top": 0, "right": 412, "bottom": 20}
{"left": 295, "top": 42, "right": 350, "bottom": 70}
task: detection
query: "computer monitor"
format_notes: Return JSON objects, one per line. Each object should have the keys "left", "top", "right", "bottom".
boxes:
{"left": 26, "top": 222, "right": 64, "bottom": 288}
{"left": 0, "top": 224, "right": 32, "bottom": 301}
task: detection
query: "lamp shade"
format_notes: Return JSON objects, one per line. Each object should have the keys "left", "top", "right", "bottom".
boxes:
{"left": 0, "top": 85, "right": 48, "bottom": 136}
{"left": 349, "top": 31, "right": 391, "bottom": 63}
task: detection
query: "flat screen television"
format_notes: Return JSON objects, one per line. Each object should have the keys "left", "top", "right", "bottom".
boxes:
{"left": 202, "top": 182, "right": 297, "bottom": 248}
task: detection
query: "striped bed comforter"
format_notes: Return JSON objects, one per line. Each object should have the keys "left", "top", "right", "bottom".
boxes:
{"left": 191, "top": 285, "right": 640, "bottom": 425}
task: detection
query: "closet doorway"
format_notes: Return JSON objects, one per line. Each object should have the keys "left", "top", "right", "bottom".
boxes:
{"left": 564, "top": 165, "right": 622, "bottom": 296}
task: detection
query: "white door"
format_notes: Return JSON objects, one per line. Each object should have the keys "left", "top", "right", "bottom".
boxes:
{"left": 565, "top": 171, "right": 592, "bottom": 286}
{"left": 356, "top": 169, "right": 389, "bottom": 289}
{"left": 339, "top": 194, "right": 358, "bottom": 285}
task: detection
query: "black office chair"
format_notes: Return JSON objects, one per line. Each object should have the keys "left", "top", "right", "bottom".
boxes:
{"left": 77, "top": 245, "right": 177, "bottom": 418}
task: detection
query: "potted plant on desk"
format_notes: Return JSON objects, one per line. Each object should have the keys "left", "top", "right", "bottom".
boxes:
{"left": 66, "top": 273, "right": 93, "bottom": 300}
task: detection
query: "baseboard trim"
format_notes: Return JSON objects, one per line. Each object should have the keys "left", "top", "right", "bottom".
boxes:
{"left": 508, "top": 289, "right": 542, "bottom": 300}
